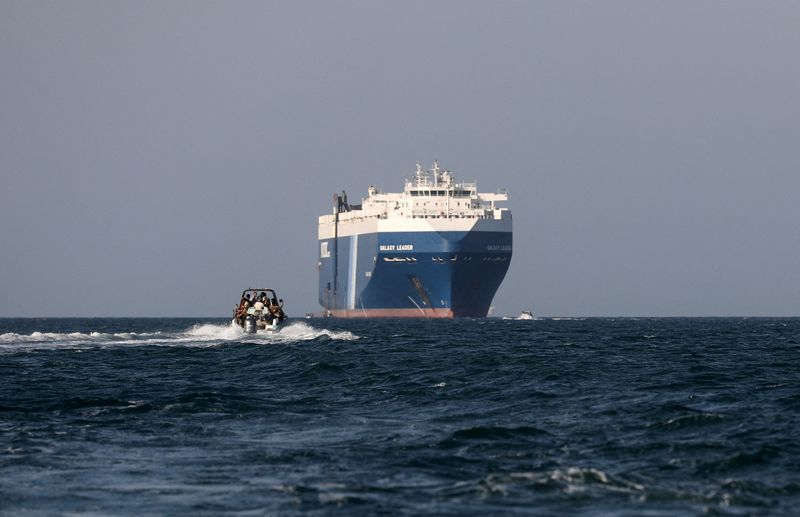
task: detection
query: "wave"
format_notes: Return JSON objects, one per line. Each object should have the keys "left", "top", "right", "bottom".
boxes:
{"left": 446, "top": 425, "right": 550, "bottom": 441}
{"left": 466, "top": 467, "right": 646, "bottom": 497}
{"left": 0, "top": 331, "right": 164, "bottom": 343}
{"left": 271, "top": 321, "right": 358, "bottom": 343}
{"left": 0, "top": 321, "right": 358, "bottom": 352}
{"left": 438, "top": 425, "right": 551, "bottom": 448}
{"left": 649, "top": 412, "right": 727, "bottom": 431}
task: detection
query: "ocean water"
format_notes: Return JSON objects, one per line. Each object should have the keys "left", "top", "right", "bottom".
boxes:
{"left": 1, "top": 317, "right": 799, "bottom": 515}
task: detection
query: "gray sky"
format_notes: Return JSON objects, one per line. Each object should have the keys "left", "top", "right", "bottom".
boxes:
{"left": 1, "top": 1, "right": 798, "bottom": 317}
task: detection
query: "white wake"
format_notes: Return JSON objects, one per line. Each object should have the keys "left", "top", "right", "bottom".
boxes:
{"left": 0, "top": 321, "right": 358, "bottom": 352}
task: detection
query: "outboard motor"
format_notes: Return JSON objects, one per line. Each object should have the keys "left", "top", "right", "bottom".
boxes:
{"left": 244, "top": 315, "right": 257, "bottom": 334}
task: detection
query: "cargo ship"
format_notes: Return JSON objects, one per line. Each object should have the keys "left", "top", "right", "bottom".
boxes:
{"left": 318, "top": 161, "right": 512, "bottom": 317}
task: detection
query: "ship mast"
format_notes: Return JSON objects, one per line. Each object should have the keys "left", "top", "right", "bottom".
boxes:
{"left": 414, "top": 162, "right": 425, "bottom": 188}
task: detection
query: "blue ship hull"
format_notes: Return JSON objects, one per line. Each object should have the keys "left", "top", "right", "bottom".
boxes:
{"left": 318, "top": 230, "right": 512, "bottom": 317}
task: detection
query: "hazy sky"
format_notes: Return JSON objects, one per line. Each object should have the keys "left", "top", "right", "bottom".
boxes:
{"left": 1, "top": 1, "right": 798, "bottom": 317}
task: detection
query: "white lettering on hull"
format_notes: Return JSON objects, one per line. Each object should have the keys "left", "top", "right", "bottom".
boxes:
{"left": 379, "top": 244, "right": 414, "bottom": 251}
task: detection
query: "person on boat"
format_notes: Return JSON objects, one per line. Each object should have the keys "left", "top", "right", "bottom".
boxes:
{"left": 268, "top": 297, "right": 286, "bottom": 322}
{"left": 253, "top": 294, "right": 265, "bottom": 314}
{"left": 234, "top": 296, "right": 249, "bottom": 326}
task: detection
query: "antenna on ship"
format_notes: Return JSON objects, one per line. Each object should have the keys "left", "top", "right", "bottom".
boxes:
{"left": 432, "top": 160, "right": 440, "bottom": 187}
{"left": 441, "top": 168, "right": 452, "bottom": 187}
{"left": 415, "top": 162, "right": 425, "bottom": 187}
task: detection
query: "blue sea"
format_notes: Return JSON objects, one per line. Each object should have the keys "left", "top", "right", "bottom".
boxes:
{"left": 1, "top": 317, "right": 799, "bottom": 515}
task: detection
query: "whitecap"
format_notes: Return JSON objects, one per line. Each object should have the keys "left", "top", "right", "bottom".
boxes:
{"left": 0, "top": 321, "right": 359, "bottom": 352}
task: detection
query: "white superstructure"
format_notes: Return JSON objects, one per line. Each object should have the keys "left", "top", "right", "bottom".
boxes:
{"left": 318, "top": 161, "right": 511, "bottom": 240}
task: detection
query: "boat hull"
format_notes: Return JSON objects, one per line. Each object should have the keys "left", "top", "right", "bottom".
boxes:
{"left": 318, "top": 228, "right": 512, "bottom": 318}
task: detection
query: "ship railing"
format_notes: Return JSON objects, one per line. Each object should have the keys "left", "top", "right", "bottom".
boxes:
{"left": 319, "top": 211, "right": 389, "bottom": 226}
{"left": 339, "top": 213, "right": 388, "bottom": 223}
{"left": 408, "top": 209, "right": 494, "bottom": 219}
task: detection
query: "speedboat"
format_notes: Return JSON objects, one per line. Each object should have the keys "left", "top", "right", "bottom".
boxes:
{"left": 232, "top": 288, "right": 287, "bottom": 333}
